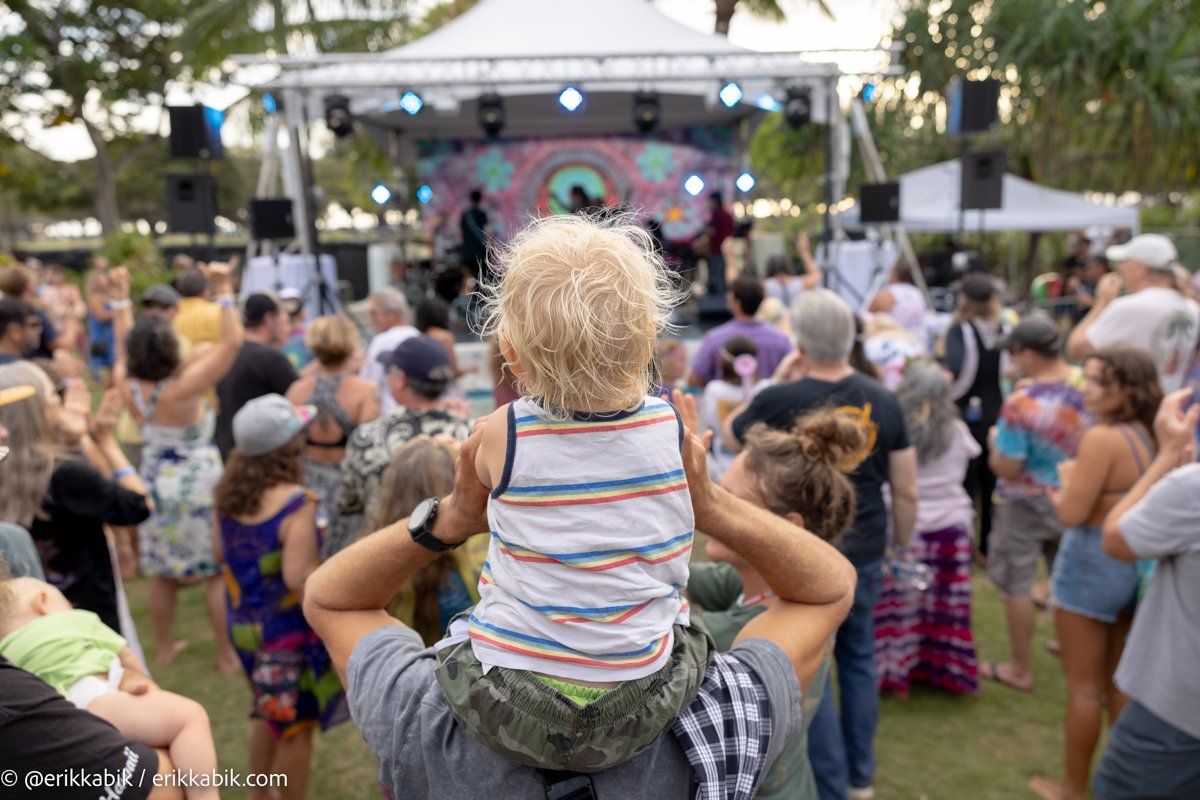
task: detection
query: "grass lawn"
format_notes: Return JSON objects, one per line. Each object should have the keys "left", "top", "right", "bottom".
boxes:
{"left": 125, "top": 569, "right": 1070, "bottom": 800}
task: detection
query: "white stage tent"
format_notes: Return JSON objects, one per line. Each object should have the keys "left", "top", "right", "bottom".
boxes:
{"left": 848, "top": 159, "right": 1139, "bottom": 233}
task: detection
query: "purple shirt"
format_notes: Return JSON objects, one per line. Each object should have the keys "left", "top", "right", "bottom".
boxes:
{"left": 690, "top": 319, "right": 793, "bottom": 385}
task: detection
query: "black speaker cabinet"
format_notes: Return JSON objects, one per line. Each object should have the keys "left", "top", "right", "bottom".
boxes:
{"left": 859, "top": 182, "right": 901, "bottom": 223}
{"left": 168, "top": 105, "right": 223, "bottom": 159}
{"left": 961, "top": 151, "right": 1005, "bottom": 210}
{"left": 166, "top": 174, "right": 216, "bottom": 234}
{"left": 250, "top": 199, "right": 296, "bottom": 240}
{"left": 948, "top": 78, "right": 1000, "bottom": 134}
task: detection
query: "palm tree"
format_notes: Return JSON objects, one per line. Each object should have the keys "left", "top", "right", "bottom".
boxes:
{"left": 713, "top": 0, "right": 833, "bottom": 37}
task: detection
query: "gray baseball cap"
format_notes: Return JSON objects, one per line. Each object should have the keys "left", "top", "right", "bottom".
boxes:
{"left": 232, "top": 394, "right": 316, "bottom": 457}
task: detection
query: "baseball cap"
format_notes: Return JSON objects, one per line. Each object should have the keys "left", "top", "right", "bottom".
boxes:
{"left": 278, "top": 287, "right": 305, "bottom": 316}
{"left": 243, "top": 293, "right": 279, "bottom": 326}
{"left": 1001, "top": 316, "right": 1061, "bottom": 356}
{"left": 1106, "top": 234, "right": 1178, "bottom": 271}
{"left": 232, "top": 394, "right": 316, "bottom": 458}
{"left": 961, "top": 272, "right": 997, "bottom": 302}
{"left": 376, "top": 334, "right": 454, "bottom": 385}
{"left": 0, "top": 385, "right": 36, "bottom": 407}
{"left": 141, "top": 284, "right": 180, "bottom": 308}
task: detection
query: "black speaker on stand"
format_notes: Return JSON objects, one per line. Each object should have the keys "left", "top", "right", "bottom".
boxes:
{"left": 961, "top": 151, "right": 1005, "bottom": 210}
{"left": 859, "top": 182, "right": 901, "bottom": 223}
{"left": 166, "top": 174, "right": 216, "bottom": 234}
{"left": 249, "top": 199, "right": 296, "bottom": 240}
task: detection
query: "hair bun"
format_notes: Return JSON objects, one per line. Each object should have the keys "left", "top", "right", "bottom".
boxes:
{"left": 793, "top": 410, "right": 870, "bottom": 471}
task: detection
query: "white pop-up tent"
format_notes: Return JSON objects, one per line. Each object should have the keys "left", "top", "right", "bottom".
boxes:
{"left": 855, "top": 159, "right": 1140, "bottom": 233}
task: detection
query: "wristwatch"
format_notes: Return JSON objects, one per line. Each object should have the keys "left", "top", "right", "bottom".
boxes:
{"left": 407, "top": 496, "right": 456, "bottom": 552}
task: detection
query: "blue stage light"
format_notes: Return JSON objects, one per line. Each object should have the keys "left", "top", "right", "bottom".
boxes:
{"left": 684, "top": 175, "right": 705, "bottom": 196}
{"left": 262, "top": 93, "right": 277, "bottom": 114}
{"left": 558, "top": 86, "right": 584, "bottom": 112}
{"left": 736, "top": 172, "right": 756, "bottom": 192}
{"left": 861, "top": 83, "right": 877, "bottom": 103}
{"left": 719, "top": 82, "right": 743, "bottom": 108}
{"left": 371, "top": 184, "right": 392, "bottom": 205}
{"left": 399, "top": 91, "right": 423, "bottom": 115}
{"left": 755, "top": 93, "right": 781, "bottom": 112}
{"left": 416, "top": 185, "right": 433, "bottom": 204}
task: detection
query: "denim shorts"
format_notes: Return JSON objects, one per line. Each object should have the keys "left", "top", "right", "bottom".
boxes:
{"left": 1051, "top": 525, "right": 1138, "bottom": 623}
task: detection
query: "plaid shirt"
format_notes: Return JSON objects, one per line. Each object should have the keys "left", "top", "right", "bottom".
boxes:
{"left": 671, "top": 650, "right": 775, "bottom": 800}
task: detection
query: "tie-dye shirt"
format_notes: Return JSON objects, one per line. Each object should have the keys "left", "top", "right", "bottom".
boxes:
{"left": 469, "top": 395, "right": 693, "bottom": 682}
{"left": 994, "top": 379, "right": 1090, "bottom": 498}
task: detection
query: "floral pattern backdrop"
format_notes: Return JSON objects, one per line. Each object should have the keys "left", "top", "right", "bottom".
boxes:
{"left": 416, "top": 126, "right": 734, "bottom": 243}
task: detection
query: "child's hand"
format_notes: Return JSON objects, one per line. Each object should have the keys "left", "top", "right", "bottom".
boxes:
{"left": 121, "top": 676, "right": 154, "bottom": 696}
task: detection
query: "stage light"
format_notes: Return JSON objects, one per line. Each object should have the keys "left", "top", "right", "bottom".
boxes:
{"left": 861, "top": 83, "right": 877, "bottom": 103}
{"left": 371, "top": 184, "right": 392, "bottom": 205}
{"left": 633, "top": 91, "right": 660, "bottom": 134}
{"left": 558, "top": 86, "right": 584, "bottom": 112}
{"left": 736, "top": 172, "right": 756, "bottom": 192}
{"left": 755, "top": 93, "right": 781, "bottom": 112}
{"left": 478, "top": 92, "right": 505, "bottom": 138}
{"left": 719, "top": 82, "right": 743, "bottom": 108}
{"left": 324, "top": 94, "right": 354, "bottom": 138}
{"left": 783, "top": 86, "right": 812, "bottom": 129}
{"left": 262, "top": 93, "right": 278, "bottom": 114}
{"left": 684, "top": 175, "right": 705, "bottom": 196}
{"left": 399, "top": 91, "right": 423, "bottom": 116}
{"left": 416, "top": 185, "right": 433, "bottom": 204}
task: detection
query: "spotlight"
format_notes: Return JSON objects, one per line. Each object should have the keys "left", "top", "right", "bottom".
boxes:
{"left": 324, "top": 94, "right": 354, "bottom": 138}
{"left": 262, "top": 92, "right": 278, "bottom": 114}
{"left": 478, "top": 92, "right": 505, "bottom": 138}
{"left": 558, "top": 86, "right": 584, "bottom": 112}
{"left": 399, "top": 91, "right": 423, "bottom": 116}
{"left": 736, "top": 172, "right": 756, "bottom": 192}
{"left": 719, "top": 82, "right": 743, "bottom": 108}
{"left": 416, "top": 185, "right": 433, "bottom": 204}
{"left": 783, "top": 86, "right": 812, "bottom": 129}
{"left": 755, "top": 93, "right": 780, "bottom": 112}
{"left": 633, "top": 91, "right": 660, "bottom": 134}
{"left": 684, "top": 175, "right": 705, "bottom": 196}
{"left": 370, "top": 184, "right": 392, "bottom": 205}
{"left": 860, "top": 83, "right": 877, "bottom": 103}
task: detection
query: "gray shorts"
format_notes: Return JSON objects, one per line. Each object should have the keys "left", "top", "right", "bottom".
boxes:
{"left": 1095, "top": 699, "right": 1200, "bottom": 799}
{"left": 987, "top": 494, "right": 1062, "bottom": 598}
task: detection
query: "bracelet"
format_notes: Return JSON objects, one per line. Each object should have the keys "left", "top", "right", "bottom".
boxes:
{"left": 107, "top": 299, "right": 132, "bottom": 311}
{"left": 113, "top": 466, "right": 136, "bottom": 480}
{"left": 216, "top": 294, "right": 237, "bottom": 308}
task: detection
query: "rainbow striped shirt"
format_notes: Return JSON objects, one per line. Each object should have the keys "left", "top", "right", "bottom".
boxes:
{"left": 468, "top": 395, "right": 694, "bottom": 682}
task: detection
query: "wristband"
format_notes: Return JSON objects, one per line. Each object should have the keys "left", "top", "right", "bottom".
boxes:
{"left": 113, "top": 466, "right": 136, "bottom": 480}
{"left": 107, "top": 299, "right": 132, "bottom": 311}
{"left": 216, "top": 294, "right": 237, "bottom": 308}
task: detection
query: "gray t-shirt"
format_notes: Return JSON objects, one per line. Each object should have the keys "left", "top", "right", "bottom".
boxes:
{"left": 1115, "top": 462, "right": 1200, "bottom": 739}
{"left": 347, "top": 626, "right": 801, "bottom": 798}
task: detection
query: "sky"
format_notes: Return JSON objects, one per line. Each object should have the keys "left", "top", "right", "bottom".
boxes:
{"left": 21, "top": 0, "right": 897, "bottom": 163}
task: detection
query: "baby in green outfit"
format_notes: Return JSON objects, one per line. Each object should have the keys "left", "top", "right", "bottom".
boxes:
{"left": 0, "top": 576, "right": 220, "bottom": 800}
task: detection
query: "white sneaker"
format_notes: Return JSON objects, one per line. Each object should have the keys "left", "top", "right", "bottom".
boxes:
{"left": 848, "top": 787, "right": 876, "bottom": 800}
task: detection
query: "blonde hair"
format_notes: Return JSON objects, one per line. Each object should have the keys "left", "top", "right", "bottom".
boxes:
{"left": 306, "top": 315, "right": 360, "bottom": 367}
{"left": 0, "top": 362, "right": 55, "bottom": 528}
{"left": 479, "top": 214, "right": 683, "bottom": 418}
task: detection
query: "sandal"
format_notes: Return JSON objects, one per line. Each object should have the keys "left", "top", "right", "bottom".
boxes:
{"left": 980, "top": 661, "right": 1033, "bottom": 694}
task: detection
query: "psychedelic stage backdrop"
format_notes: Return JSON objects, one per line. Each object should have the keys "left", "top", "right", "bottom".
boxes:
{"left": 415, "top": 126, "right": 734, "bottom": 243}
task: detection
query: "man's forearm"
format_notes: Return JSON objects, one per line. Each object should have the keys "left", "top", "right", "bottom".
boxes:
{"left": 698, "top": 486, "right": 854, "bottom": 606}
{"left": 306, "top": 519, "right": 438, "bottom": 614}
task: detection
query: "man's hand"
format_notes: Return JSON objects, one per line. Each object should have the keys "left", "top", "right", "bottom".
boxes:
{"left": 1154, "top": 388, "right": 1200, "bottom": 465}
{"left": 90, "top": 388, "right": 123, "bottom": 445}
{"left": 200, "top": 257, "right": 238, "bottom": 294}
{"left": 432, "top": 425, "right": 490, "bottom": 547}
{"left": 671, "top": 387, "right": 700, "bottom": 437}
{"left": 1095, "top": 272, "right": 1123, "bottom": 307}
{"left": 772, "top": 351, "right": 805, "bottom": 384}
{"left": 58, "top": 382, "right": 92, "bottom": 444}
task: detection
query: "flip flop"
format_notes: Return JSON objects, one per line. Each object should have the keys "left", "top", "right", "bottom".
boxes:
{"left": 980, "top": 661, "right": 1033, "bottom": 694}
{"left": 1044, "top": 640, "right": 1062, "bottom": 658}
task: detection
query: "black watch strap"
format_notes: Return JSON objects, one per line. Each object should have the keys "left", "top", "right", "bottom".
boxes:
{"left": 408, "top": 496, "right": 455, "bottom": 552}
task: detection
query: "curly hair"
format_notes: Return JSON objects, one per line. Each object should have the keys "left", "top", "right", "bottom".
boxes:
{"left": 213, "top": 435, "right": 305, "bottom": 519}
{"left": 742, "top": 407, "right": 868, "bottom": 543}
{"left": 1084, "top": 346, "right": 1163, "bottom": 442}
{"left": 896, "top": 359, "right": 960, "bottom": 463}
{"left": 125, "top": 314, "right": 180, "bottom": 381}
{"left": 478, "top": 213, "right": 684, "bottom": 419}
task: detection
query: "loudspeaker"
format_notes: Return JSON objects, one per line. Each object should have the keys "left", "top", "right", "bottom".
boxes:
{"left": 947, "top": 78, "right": 1000, "bottom": 135}
{"left": 168, "top": 105, "right": 223, "bottom": 159}
{"left": 250, "top": 199, "right": 296, "bottom": 240}
{"left": 961, "top": 151, "right": 1005, "bottom": 210}
{"left": 859, "top": 182, "right": 901, "bottom": 223}
{"left": 166, "top": 174, "right": 216, "bottom": 234}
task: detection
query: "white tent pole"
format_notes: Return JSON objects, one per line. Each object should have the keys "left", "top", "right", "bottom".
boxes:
{"left": 282, "top": 89, "right": 315, "bottom": 256}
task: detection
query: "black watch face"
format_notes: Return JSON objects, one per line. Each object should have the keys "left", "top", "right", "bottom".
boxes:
{"left": 410, "top": 498, "right": 435, "bottom": 532}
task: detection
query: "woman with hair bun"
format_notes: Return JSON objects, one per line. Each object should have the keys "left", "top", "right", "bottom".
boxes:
{"left": 874, "top": 359, "right": 981, "bottom": 698}
{"left": 690, "top": 407, "right": 867, "bottom": 800}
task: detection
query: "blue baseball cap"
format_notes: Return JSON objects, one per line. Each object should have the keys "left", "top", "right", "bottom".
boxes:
{"left": 376, "top": 334, "right": 454, "bottom": 385}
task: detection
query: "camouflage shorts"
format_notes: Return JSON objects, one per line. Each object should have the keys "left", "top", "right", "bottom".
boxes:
{"left": 435, "top": 622, "right": 714, "bottom": 773}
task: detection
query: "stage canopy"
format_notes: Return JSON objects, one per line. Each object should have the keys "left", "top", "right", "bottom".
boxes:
{"left": 849, "top": 159, "right": 1139, "bottom": 233}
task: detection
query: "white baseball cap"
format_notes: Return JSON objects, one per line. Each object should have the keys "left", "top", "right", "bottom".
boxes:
{"left": 1106, "top": 234, "right": 1178, "bottom": 271}
{"left": 232, "top": 394, "right": 316, "bottom": 457}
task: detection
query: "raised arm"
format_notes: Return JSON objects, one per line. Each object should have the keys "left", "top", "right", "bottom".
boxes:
{"left": 796, "top": 232, "right": 823, "bottom": 290}
{"left": 1066, "top": 272, "right": 1121, "bottom": 361}
{"left": 171, "top": 261, "right": 243, "bottom": 397}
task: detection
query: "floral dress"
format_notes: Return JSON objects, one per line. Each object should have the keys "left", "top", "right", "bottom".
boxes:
{"left": 220, "top": 491, "right": 348, "bottom": 737}
{"left": 133, "top": 380, "right": 222, "bottom": 578}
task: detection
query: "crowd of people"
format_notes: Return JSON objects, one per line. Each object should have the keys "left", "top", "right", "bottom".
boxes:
{"left": 0, "top": 221, "right": 1196, "bottom": 800}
